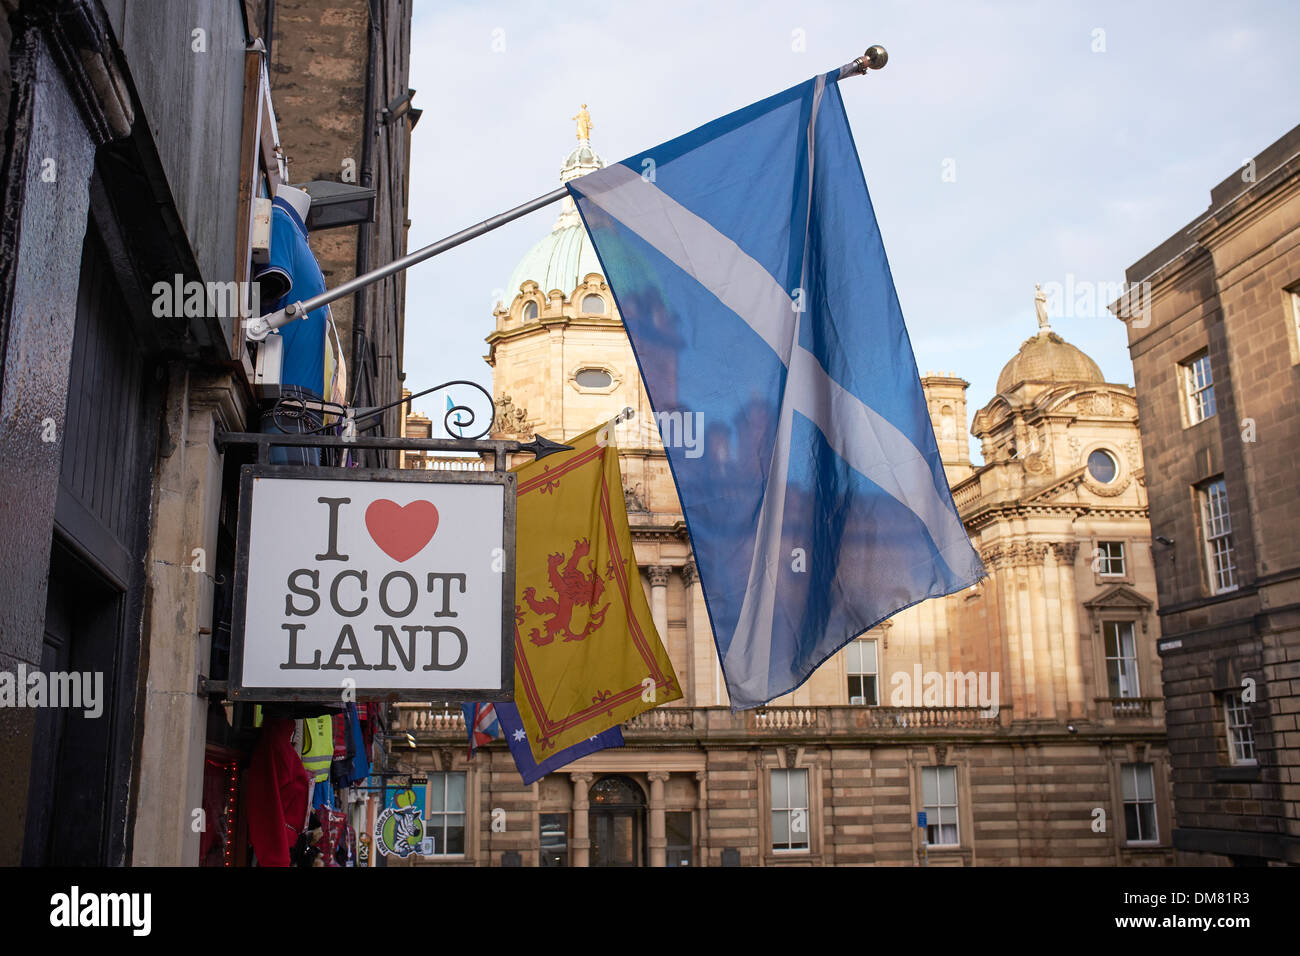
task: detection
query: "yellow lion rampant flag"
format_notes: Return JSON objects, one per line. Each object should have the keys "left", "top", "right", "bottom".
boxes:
{"left": 512, "top": 422, "right": 681, "bottom": 757}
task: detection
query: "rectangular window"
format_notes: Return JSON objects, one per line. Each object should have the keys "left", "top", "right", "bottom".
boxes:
{"left": 846, "top": 638, "right": 878, "bottom": 705}
{"left": 1181, "top": 352, "right": 1217, "bottom": 425}
{"left": 426, "top": 772, "right": 466, "bottom": 856}
{"left": 1199, "top": 478, "right": 1238, "bottom": 594}
{"left": 540, "top": 812, "right": 568, "bottom": 867}
{"left": 1103, "top": 621, "right": 1140, "bottom": 698}
{"left": 1223, "top": 693, "right": 1257, "bottom": 765}
{"left": 1121, "top": 763, "right": 1158, "bottom": 843}
{"left": 1096, "top": 540, "right": 1126, "bottom": 576}
{"left": 770, "top": 769, "right": 809, "bottom": 852}
{"left": 921, "top": 766, "right": 959, "bottom": 846}
{"left": 666, "top": 811, "right": 692, "bottom": 866}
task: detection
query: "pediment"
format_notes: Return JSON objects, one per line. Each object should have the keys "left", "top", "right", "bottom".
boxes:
{"left": 1083, "top": 583, "right": 1153, "bottom": 612}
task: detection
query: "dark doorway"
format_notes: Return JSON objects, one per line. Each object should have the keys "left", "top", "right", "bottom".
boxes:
{"left": 22, "top": 216, "right": 159, "bottom": 865}
{"left": 23, "top": 541, "right": 124, "bottom": 864}
{"left": 589, "top": 775, "right": 645, "bottom": 867}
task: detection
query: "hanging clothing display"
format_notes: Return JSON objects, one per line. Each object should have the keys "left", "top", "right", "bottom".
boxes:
{"left": 255, "top": 196, "right": 334, "bottom": 398}
{"left": 300, "top": 715, "right": 334, "bottom": 783}
{"left": 244, "top": 718, "right": 311, "bottom": 867}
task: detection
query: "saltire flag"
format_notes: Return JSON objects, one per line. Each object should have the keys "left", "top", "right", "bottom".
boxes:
{"left": 461, "top": 702, "right": 500, "bottom": 759}
{"left": 511, "top": 423, "right": 682, "bottom": 762}
{"left": 568, "top": 70, "right": 984, "bottom": 710}
{"left": 497, "top": 701, "right": 624, "bottom": 786}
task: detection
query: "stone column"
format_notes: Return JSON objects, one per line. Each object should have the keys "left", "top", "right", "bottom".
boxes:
{"left": 1028, "top": 544, "right": 1055, "bottom": 719}
{"left": 1014, "top": 553, "right": 1039, "bottom": 718}
{"left": 649, "top": 566, "right": 671, "bottom": 643}
{"left": 1053, "top": 543, "right": 1083, "bottom": 718}
{"left": 134, "top": 370, "right": 244, "bottom": 865}
{"left": 648, "top": 770, "right": 669, "bottom": 867}
{"left": 1043, "top": 544, "right": 1068, "bottom": 717}
{"left": 681, "top": 560, "right": 698, "bottom": 705}
{"left": 571, "top": 772, "right": 592, "bottom": 867}
{"left": 695, "top": 770, "right": 709, "bottom": 867}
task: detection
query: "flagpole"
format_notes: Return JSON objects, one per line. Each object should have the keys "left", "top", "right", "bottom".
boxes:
{"left": 245, "top": 45, "right": 889, "bottom": 341}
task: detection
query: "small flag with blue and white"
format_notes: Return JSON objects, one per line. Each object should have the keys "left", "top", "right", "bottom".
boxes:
{"left": 568, "top": 70, "right": 985, "bottom": 710}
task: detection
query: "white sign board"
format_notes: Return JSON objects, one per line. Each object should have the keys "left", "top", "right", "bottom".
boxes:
{"left": 230, "top": 466, "right": 514, "bottom": 701}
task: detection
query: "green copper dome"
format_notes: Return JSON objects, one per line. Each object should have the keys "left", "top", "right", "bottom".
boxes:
{"left": 506, "top": 222, "right": 604, "bottom": 299}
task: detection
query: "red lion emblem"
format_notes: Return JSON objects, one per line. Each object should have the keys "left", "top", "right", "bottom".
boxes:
{"left": 523, "top": 538, "right": 611, "bottom": 645}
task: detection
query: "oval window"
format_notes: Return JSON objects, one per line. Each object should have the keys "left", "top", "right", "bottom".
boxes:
{"left": 1087, "top": 449, "right": 1118, "bottom": 484}
{"left": 581, "top": 294, "right": 606, "bottom": 314}
{"left": 522, "top": 300, "right": 539, "bottom": 321}
{"left": 574, "top": 368, "right": 613, "bottom": 389}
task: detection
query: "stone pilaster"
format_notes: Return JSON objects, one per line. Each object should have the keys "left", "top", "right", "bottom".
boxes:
{"left": 570, "top": 772, "right": 592, "bottom": 867}
{"left": 648, "top": 770, "right": 669, "bottom": 867}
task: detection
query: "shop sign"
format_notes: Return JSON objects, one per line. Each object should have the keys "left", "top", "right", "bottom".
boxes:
{"left": 230, "top": 466, "right": 515, "bottom": 701}
{"left": 375, "top": 788, "right": 425, "bottom": 858}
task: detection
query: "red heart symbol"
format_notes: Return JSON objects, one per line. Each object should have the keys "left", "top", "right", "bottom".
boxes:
{"left": 365, "top": 499, "right": 439, "bottom": 562}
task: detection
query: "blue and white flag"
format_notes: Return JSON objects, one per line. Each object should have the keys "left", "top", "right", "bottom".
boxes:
{"left": 569, "top": 71, "right": 984, "bottom": 710}
{"left": 496, "top": 702, "right": 624, "bottom": 786}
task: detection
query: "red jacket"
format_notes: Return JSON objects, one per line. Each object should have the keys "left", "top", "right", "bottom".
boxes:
{"left": 245, "top": 718, "right": 311, "bottom": 867}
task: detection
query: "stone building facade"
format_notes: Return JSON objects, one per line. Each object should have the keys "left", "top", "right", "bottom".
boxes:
{"left": 1117, "top": 124, "right": 1300, "bottom": 865}
{"left": 392, "top": 127, "right": 1174, "bottom": 866}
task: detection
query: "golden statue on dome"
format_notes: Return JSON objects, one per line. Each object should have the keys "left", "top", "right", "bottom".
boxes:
{"left": 572, "top": 104, "right": 593, "bottom": 142}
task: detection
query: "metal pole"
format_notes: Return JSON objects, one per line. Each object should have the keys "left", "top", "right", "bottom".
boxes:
{"left": 245, "top": 45, "right": 888, "bottom": 341}
{"left": 246, "top": 185, "right": 569, "bottom": 339}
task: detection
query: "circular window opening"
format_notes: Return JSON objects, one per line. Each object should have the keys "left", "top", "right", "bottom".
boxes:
{"left": 1087, "top": 449, "right": 1118, "bottom": 484}
{"left": 574, "top": 367, "right": 613, "bottom": 389}
{"left": 522, "top": 300, "right": 539, "bottom": 321}
{"left": 581, "top": 294, "right": 606, "bottom": 315}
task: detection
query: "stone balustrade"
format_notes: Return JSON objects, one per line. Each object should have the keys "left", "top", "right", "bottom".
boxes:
{"left": 391, "top": 703, "right": 1014, "bottom": 739}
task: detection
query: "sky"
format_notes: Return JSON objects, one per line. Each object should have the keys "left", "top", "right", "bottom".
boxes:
{"left": 401, "top": 0, "right": 1300, "bottom": 457}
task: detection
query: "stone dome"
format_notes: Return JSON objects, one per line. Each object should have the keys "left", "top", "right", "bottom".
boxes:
{"left": 505, "top": 124, "right": 606, "bottom": 300}
{"left": 996, "top": 330, "right": 1105, "bottom": 394}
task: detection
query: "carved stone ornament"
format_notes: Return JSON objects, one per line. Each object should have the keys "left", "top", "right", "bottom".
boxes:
{"left": 623, "top": 482, "right": 647, "bottom": 513}
{"left": 492, "top": 394, "right": 530, "bottom": 436}
{"left": 648, "top": 566, "right": 671, "bottom": 588}
{"left": 1087, "top": 392, "right": 1114, "bottom": 416}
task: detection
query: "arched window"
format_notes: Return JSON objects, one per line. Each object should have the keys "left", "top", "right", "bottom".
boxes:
{"left": 581, "top": 293, "right": 606, "bottom": 315}
{"left": 939, "top": 405, "right": 956, "bottom": 441}
{"left": 589, "top": 775, "right": 645, "bottom": 807}
{"left": 522, "top": 300, "right": 539, "bottom": 321}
